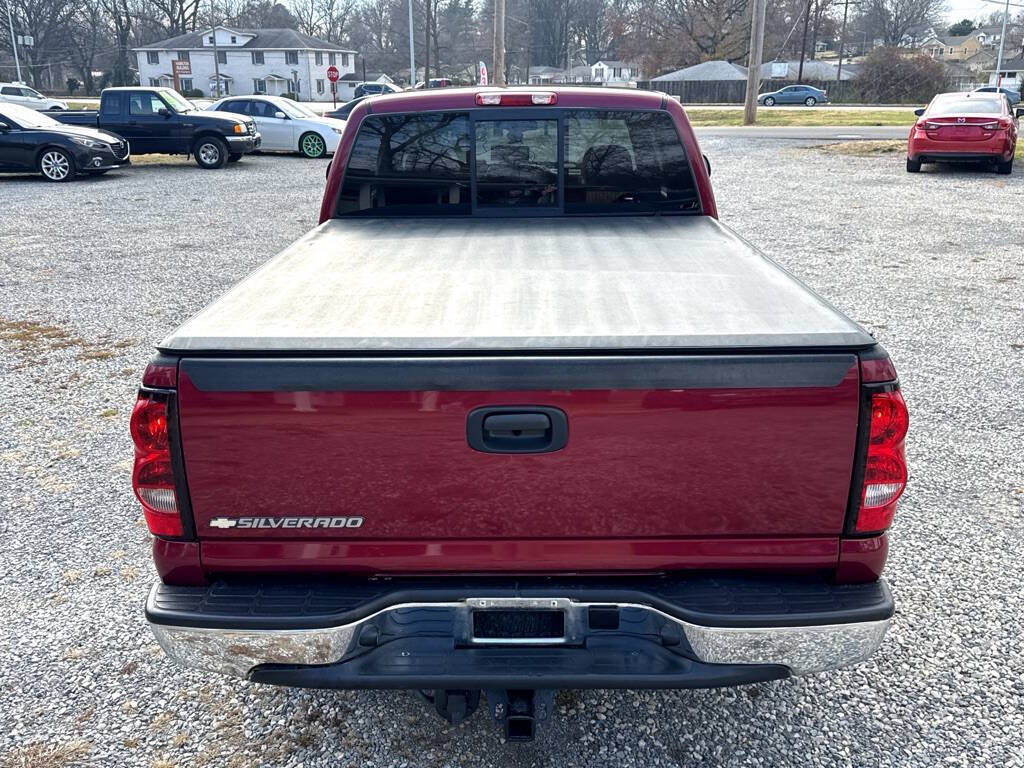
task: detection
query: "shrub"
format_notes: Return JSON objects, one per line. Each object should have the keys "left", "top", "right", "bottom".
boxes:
{"left": 281, "top": 91, "right": 299, "bottom": 101}
{"left": 855, "top": 48, "right": 946, "bottom": 104}
{"left": 181, "top": 87, "right": 204, "bottom": 98}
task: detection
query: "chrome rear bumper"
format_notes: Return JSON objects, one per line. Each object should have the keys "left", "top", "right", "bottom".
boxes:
{"left": 150, "top": 595, "right": 890, "bottom": 681}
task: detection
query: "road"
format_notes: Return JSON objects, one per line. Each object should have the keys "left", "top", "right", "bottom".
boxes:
{"left": 694, "top": 124, "right": 907, "bottom": 140}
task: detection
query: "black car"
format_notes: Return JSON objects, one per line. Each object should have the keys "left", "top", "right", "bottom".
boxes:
{"left": 322, "top": 95, "right": 369, "bottom": 121}
{"left": 353, "top": 82, "right": 401, "bottom": 98}
{"left": 0, "top": 103, "right": 130, "bottom": 181}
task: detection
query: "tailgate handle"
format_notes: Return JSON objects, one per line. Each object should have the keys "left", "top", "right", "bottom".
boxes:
{"left": 467, "top": 407, "right": 568, "bottom": 454}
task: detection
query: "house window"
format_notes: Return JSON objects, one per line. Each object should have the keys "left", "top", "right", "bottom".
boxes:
{"left": 251, "top": 51, "right": 264, "bottom": 65}
{"left": 613, "top": 67, "right": 621, "bottom": 78}
{"left": 217, "top": 50, "right": 227, "bottom": 64}
{"left": 315, "top": 52, "right": 323, "bottom": 65}
{"left": 177, "top": 51, "right": 189, "bottom": 62}
{"left": 147, "top": 52, "right": 159, "bottom": 65}
{"left": 148, "top": 77, "right": 160, "bottom": 86}
{"left": 230, "top": 35, "right": 236, "bottom": 43}
{"left": 329, "top": 53, "right": 337, "bottom": 65}
{"left": 316, "top": 79, "right": 324, "bottom": 94}
{"left": 253, "top": 78, "right": 266, "bottom": 93}
{"left": 208, "top": 36, "right": 214, "bottom": 44}
{"left": 286, "top": 51, "right": 299, "bottom": 65}
{"left": 180, "top": 78, "right": 193, "bottom": 91}
{"left": 341, "top": 53, "right": 348, "bottom": 66}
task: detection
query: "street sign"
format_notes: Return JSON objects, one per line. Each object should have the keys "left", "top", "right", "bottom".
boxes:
{"left": 479, "top": 61, "right": 488, "bottom": 86}
{"left": 172, "top": 59, "right": 191, "bottom": 75}
{"left": 327, "top": 66, "right": 339, "bottom": 82}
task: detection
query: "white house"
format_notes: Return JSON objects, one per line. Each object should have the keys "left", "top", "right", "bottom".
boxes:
{"left": 988, "top": 56, "right": 1024, "bottom": 90}
{"left": 590, "top": 60, "right": 638, "bottom": 84}
{"left": 134, "top": 27, "right": 356, "bottom": 101}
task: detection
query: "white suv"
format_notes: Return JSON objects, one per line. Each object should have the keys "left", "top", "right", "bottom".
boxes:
{"left": 0, "top": 83, "right": 68, "bottom": 111}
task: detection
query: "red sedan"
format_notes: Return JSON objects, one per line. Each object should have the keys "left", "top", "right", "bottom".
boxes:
{"left": 907, "top": 91, "right": 1020, "bottom": 174}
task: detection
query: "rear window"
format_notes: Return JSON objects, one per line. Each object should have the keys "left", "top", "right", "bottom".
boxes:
{"left": 336, "top": 108, "right": 699, "bottom": 216}
{"left": 929, "top": 97, "right": 1002, "bottom": 115}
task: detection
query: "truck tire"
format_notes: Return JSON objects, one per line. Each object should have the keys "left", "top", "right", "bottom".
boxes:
{"left": 906, "top": 158, "right": 921, "bottom": 173}
{"left": 194, "top": 137, "right": 228, "bottom": 169}
{"left": 299, "top": 132, "right": 327, "bottom": 158}
{"left": 38, "top": 148, "right": 76, "bottom": 182}
{"left": 996, "top": 157, "right": 1013, "bottom": 175}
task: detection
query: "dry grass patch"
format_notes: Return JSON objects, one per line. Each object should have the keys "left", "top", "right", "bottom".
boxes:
{"left": 814, "top": 139, "right": 906, "bottom": 156}
{"left": 1, "top": 740, "right": 91, "bottom": 768}
{"left": 686, "top": 107, "right": 916, "bottom": 127}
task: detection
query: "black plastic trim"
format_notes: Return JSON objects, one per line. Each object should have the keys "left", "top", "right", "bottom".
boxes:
{"left": 843, "top": 379, "right": 900, "bottom": 537}
{"left": 466, "top": 406, "right": 568, "bottom": 453}
{"left": 247, "top": 636, "right": 790, "bottom": 690}
{"left": 146, "top": 574, "right": 894, "bottom": 631}
{"left": 179, "top": 353, "right": 857, "bottom": 392}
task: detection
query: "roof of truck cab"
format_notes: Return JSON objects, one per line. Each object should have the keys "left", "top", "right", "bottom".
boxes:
{"left": 364, "top": 86, "right": 668, "bottom": 114}
{"left": 161, "top": 217, "right": 874, "bottom": 354}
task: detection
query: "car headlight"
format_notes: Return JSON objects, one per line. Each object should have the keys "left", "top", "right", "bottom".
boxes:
{"left": 70, "top": 136, "right": 107, "bottom": 149}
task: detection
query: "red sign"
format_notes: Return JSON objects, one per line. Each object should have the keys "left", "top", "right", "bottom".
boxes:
{"left": 326, "top": 66, "right": 339, "bottom": 82}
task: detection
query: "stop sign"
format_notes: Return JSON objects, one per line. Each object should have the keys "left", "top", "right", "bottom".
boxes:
{"left": 327, "top": 66, "right": 339, "bottom": 82}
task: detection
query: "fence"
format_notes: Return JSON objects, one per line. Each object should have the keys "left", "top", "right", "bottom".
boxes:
{"left": 636, "top": 79, "right": 864, "bottom": 103}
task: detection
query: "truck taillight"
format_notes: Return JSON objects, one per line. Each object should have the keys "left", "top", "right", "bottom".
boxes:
{"left": 131, "top": 393, "right": 181, "bottom": 537}
{"left": 475, "top": 92, "right": 557, "bottom": 106}
{"left": 856, "top": 389, "right": 908, "bottom": 533}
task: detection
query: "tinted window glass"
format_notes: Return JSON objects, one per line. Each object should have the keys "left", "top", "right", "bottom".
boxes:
{"left": 220, "top": 100, "right": 249, "bottom": 115}
{"left": 1, "top": 86, "right": 19, "bottom": 95}
{"left": 101, "top": 93, "right": 122, "bottom": 115}
{"left": 129, "top": 93, "right": 166, "bottom": 115}
{"left": 563, "top": 111, "right": 698, "bottom": 213}
{"left": 929, "top": 97, "right": 1002, "bottom": 115}
{"left": 338, "top": 112, "right": 471, "bottom": 215}
{"left": 475, "top": 119, "right": 558, "bottom": 207}
{"left": 249, "top": 100, "right": 279, "bottom": 117}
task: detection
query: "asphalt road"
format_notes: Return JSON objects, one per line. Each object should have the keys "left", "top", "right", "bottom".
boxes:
{"left": 1, "top": 143, "right": 1022, "bottom": 767}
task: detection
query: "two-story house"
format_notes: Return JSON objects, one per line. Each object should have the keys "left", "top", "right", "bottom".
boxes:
{"left": 134, "top": 27, "right": 357, "bottom": 101}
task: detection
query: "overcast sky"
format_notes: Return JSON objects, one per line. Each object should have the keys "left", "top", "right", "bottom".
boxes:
{"left": 942, "top": 0, "right": 1018, "bottom": 25}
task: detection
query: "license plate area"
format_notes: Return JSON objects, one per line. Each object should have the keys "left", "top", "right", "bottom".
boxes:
{"left": 464, "top": 598, "right": 574, "bottom": 645}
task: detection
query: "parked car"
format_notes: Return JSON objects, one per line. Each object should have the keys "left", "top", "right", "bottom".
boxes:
{"left": 414, "top": 78, "right": 454, "bottom": 89}
{"left": 54, "top": 87, "right": 260, "bottom": 169}
{"left": 0, "top": 82, "right": 67, "bottom": 111}
{"left": 973, "top": 85, "right": 1021, "bottom": 106}
{"left": 907, "top": 91, "right": 1020, "bottom": 174}
{"left": 139, "top": 87, "right": 904, "bottom": 742}
{"left": 757, "top": 84, "right": 829, "bottom": 106}
{"left": 323, "top": 95, "right": 369, "bottom": 121}
{"left": 0, "top": 103, "right": 129, "bottom": 181}
{"left": 353, "top": 82, "right": 401, "bottom": 98}
{"left": 206, "top": 95, "right": 345, "bottom": 158}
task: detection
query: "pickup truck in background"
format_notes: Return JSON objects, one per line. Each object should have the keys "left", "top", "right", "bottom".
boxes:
{"left": 56, "top": 87, "right": 260, "bottom": 169}
{"left": 136, "top": 87, "right": 907, "bottom": 742}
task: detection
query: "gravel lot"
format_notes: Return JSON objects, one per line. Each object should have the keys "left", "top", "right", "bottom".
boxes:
{"left": 1, "top": 143, "right": 1022, "bottom": 768}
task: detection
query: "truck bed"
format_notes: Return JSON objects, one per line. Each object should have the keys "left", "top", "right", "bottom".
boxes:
{"left": 160, "top": 216, "right": 873, "bottom": 354}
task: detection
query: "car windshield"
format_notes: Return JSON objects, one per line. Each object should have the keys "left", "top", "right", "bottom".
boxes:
{"left": 274, "top": 99, "right": 316, "bottom": 119}
{"left": 160, "top": 89, "right": 193, "bottom": 112}
{"left": 0, "top": 103, "right": 59, "bottom": 128}
{"left": 930, "top": 97, "right": 1002, "bottom": 115}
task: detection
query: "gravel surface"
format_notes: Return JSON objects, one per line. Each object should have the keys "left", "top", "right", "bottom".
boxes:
{"left": 1, "top": 144, "right": 1022, "bottom": 768}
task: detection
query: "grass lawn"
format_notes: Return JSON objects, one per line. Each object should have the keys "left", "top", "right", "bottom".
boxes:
{"left": 685, "top": 108, "right": 917, "bottom": 127}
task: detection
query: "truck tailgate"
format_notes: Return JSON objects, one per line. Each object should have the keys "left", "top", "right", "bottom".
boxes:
{"left": 176, "top": 354, "right": 861, "bottom": 567}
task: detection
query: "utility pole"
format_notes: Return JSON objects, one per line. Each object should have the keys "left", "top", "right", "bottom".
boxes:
{"left": 407, "top": 0, "right": 415, "bottom": 86}
{"left": 836, "top": 0, "right": 852, "bottom": 85}
{"left": 493, "top": 0, "right": 506, "bottom": 85}
{"left": 210, "top": 1, "right": 221, "bottom": 97}
{"left": 743, "top": 0, "right": 766, "bottom": 125}
{"left": 994, "top": 0, "right": 1011, "bottom": 87}
{"left": 6, "top": 1, "right": 21, "bottom": 82}
{"left": 797, "top": 0, "right": 812, "bottom": 82}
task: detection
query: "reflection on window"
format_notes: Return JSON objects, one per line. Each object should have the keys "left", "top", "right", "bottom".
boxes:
{"left": 338, "top": 112, "right": 471, "bottom": 215}
{"left": 475, "top": 119, "right": 557, "bottom": 207}
{"left": 563, "top": 110, "right": 698, "bottom": 213}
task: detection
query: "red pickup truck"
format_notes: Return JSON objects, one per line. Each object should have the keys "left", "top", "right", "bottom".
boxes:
{"left": 136, "top": 87, "right": 906, "bottom": 741}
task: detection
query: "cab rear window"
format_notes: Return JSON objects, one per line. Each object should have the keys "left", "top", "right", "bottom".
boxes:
{"left": 336, "top": 108, "right": 700, "bottom": 216}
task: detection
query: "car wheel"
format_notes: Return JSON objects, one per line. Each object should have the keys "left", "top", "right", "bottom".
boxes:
{"left": 804, "top": 97, "right": 817, "bottom": 106}
{"left": 906, "top": 158, "right": 921, "bottom": 173}
{"left": 194, "top": 137, "right": 228, "bottom": 169}
{"left": 763, "top": 97, "right": 775, "bottom": 106}
{"left": 996, "top": 157, "right": 1013, "bottom": 175}
{"left": 300, "top": 132, "right": 327, "bottom": 158}
{"left": 228, "top": 153, "right": 242, "bottom": 163}
{"left": 39, "top": 148, "right": 75, "bottom": 182}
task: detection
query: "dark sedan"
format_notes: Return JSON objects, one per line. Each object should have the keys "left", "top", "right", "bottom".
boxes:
{"left": 323, "top": 95, "right": 369, "bottom": 121}
{"left": 0, "top": 103, "right": 130, "bottom": 181}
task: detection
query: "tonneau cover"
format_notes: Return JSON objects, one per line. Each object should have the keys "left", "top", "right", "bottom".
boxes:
{"left": 161, "top": 216, "right": 873, "bottom": 353}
